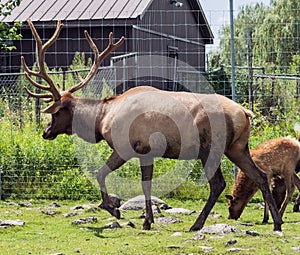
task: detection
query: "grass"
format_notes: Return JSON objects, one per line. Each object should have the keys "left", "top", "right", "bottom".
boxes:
{"left": 1, "top": 198, "right": 300, "bottom": 255}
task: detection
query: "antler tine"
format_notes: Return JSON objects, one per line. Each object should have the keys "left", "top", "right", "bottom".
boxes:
{"left": 22, "top": 19, "right": 63, "bottom": 102}
{"left": 68, "top": 32, "right": 125, "bottom": 94}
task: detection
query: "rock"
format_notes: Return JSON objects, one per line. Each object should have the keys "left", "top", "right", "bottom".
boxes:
{"left": 160, "top": 203, "right": 171, "bottom": 210}
{"left": 5, "top": 202, "right": 18, "bottom": 206}
{"left": 198, "top": 246, "right": 213, "bottom": 252}
{"left": 193, "top": 232, "right": 205, "bottom": 240}
{"left": 166, "top": 245, "right": 183, "bottom": 249}
{"left": 245, "top": 230, "right": 260, "bottom": 236}
{"left": 140, "top": 205, "right": 162, "bottom": 218}
{"left": 49, "top": 202, "right": 61, "bottom": 208}
{"left": 240, "top": 222, "right": 254, "bottom": 226}
{"left": 171, "top": 232, "right": 182, "bottom": 236}
{"left": 0, "top": 219, "right": 25, "bottom": 227}
{"left": 86, "top": 206, "right": 100, "bottom": 213}
{"left": 226, "top": 248, "right": 249, "bottom": 252}
{"left": 122, "top": 221, "right": 136, "bottom": 228}
{"left": 42, "top": 209, "right": 60, "bottom": 216}
{"left": 199, "top": 224, "right": 241, "bottom": 235}
{"left": 18, "top": 201, "right": 32, "bottom": 207}
{"left": 165, "top": 208, "right": 192, "bottom": 214}
{"left": 72, "top": 216, "right": 97, "bottom": 225}
{"left": 209, "top": 211, "right": 222, "bottom": 219}
{"left": 63, "top": 212, "right": 79, "bottom": 218}
{"left": 156, "top": 216, "right": 182, "bottom": 224}
{"left": 119, "top": 195, "right": 168, "bottom": 211}
{"left": 106, "top": 221, "right": 121, "bottom": 229}
{"left": 225, "top": 239, "right": 237, "bottom": 246}
{"left": 70, "top": 205, "right": 85, "bottom": 211}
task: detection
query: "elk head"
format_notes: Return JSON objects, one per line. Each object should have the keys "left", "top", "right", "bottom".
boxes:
{"left": 21, "top": 19, "right": 124, "bottom": 140}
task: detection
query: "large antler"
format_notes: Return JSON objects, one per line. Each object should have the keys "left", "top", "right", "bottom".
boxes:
{"left": 68, "top": 31, "right": 125, "bottom": 94}
{"left": 21, "top": 18, "right": 63, "bottom": 102}
{"left": 22, "top": 19, "right": 124, "bottom": 103}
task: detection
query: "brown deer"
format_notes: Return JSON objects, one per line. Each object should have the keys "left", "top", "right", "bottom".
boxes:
{"left": 226, "top": 137, "right": 300, "bottom": 223}
{"left": 21, "top": 19, "right": 282, "bottom": 231}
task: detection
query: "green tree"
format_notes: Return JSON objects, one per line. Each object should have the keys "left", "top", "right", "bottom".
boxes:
{"left": 0, "top": 0, "right": 22, "bottom": 51}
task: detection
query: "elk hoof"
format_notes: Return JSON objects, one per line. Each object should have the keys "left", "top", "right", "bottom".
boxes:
{"left": 99, "top": 203, "right": 121, "bottom": 219}
{"left": 274, "top": 224, "right": 282, "bottom": 232}
{"left": 189, "top": 224, "right": 201, "bottom": 232}
{"left": 142, "top": 220, "right": 151, "bottom": 230}
{"left": 113, "top": 208, "right": 121, "bottom": 219}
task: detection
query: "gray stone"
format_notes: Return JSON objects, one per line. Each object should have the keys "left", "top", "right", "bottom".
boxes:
{"left": 18, "top": 201, "right": 32, "bottom": 207}
{"left": 63, "top": 212, "right": 79, "bottom": 218}
{"left": 225, "top": 239, "right": 237, "bottom": 246}
{"left": 72, "top": 216, "right": 97, "bottom": 225}
{"left": 198, "top": 246, "right": 213, "bottom": 252}
{"left": 245, "top": 230, "right": 260, "bottom": 236}
{"left": 106, "top": 221, "right": 121, "bottom": 229}
{"left": 193, "top": 232, "right": 205, "bottom": 240}
{"left": 156, "top": 216, "right": 182, "bottom": 224}
{"left": 49, "top": 202, "right": 61, "bottom": 208}
{"left": 165, "top": 208, "right": 192, "bottom": 214}
{"left": 199, "top": 224, "right": 241, "bottom": 235}
{"left": 0, "top": 219, "right": 25, "bottom": 227}
{"left": 119, "top": 195, "right": 168, "bottom": 211}
{"left": 42, "top": 209, "right": 60, "bottom": 216}
{"left": 171, "top": 232, "right": 182, "bottom": 236}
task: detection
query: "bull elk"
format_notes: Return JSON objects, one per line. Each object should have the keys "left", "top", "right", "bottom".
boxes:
{"left": 21, "top": 19, "right": 282, "bottom": 231}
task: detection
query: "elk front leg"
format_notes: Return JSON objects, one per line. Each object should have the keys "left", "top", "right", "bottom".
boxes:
{"left": 140, "top": 160, "right": 154, "bottom": 230}
{"left": 97, "top": 151, "right": 126, "bottom": 219}
{"left": 190, "top": 165, "right": 226, "bottom": 231}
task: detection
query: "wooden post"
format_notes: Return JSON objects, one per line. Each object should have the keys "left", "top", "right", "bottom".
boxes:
{"left": 247, "top": 30, "right": 253, "bottom": 111}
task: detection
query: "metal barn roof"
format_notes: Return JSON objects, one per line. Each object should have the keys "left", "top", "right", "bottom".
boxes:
{"left": 1, "top": 0, "right": 154, "bottom": 22}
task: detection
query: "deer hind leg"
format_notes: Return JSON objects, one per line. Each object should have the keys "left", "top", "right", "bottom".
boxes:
{"left": 226, "top": 144, "right": 282, "bottom": 231}
{"left": 96, "top": 151, "right": 126, "bottom": 219}
{"left": 293, "top": 193, "right": 300, "bottom": 212}
{"left": 293, "top": 173, "right": 300, "bottom": 212}
{"left": 140, "top": 159, "right": 154, "bottom": 230}
{"left": 190, "top": 161, "right": 226, "bottom": 231}
{"left": 279, "top": 174, "right": 295, "bottom": 216}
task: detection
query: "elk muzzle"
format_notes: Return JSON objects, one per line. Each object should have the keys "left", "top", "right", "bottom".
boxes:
{"left": 42, "top": 125, "right": 57, "bottom": 140}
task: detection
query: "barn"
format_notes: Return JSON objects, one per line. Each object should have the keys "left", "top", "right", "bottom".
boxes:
{"left": 0, "top": 0, "right": 213, "bottom": 92}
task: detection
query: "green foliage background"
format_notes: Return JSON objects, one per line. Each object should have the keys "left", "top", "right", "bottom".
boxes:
{"left": 1, "top": 0, "right": 300, "bottom": 201}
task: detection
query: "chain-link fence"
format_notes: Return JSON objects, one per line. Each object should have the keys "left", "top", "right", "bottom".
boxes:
{"left": 1, "top": 63, "right": 299, "bottom": 200}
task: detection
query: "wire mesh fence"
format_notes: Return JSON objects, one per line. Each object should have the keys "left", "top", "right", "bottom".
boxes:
{"left": 1, "top": 2, "right": 300, "bottom": 200}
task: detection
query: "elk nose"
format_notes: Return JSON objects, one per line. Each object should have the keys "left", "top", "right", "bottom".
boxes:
{"left": 42, "top": 127, "right": 56, "bottom": 140}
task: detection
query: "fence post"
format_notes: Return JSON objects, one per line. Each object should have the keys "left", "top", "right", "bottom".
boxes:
{"left": 247, "top": 30, "right": 254, "bottom": 111}
{"left": 35, "top": 77, "right": 41, "bottom": 125}
{"left": 0, "top": 152, "right": 2, "bottom": 200}
{"left": 229, "top": 0, "right": 238, "bottom": 178}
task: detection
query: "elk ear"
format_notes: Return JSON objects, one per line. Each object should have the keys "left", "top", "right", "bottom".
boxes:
{"left": 41, "top": 101, "right": 63, "bottom": 114}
